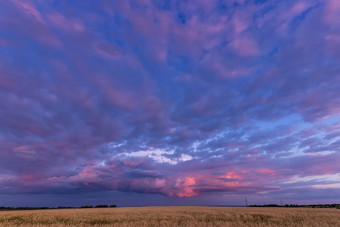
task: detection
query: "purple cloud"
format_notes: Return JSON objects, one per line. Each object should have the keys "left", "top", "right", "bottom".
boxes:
{"left": 0, "top": 0, "right": 339, "bottom": 206}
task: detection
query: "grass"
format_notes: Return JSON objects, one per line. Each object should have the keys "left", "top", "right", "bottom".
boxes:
{"left": 0, "top": 206, "right": 339, "bottom": 226}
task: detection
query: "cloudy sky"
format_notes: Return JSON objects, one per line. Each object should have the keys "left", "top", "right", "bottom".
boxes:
{"left": 0, "top": 0, "right": 339, "bottom": 207}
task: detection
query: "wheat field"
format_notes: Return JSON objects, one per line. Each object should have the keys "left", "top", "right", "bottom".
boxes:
{"left": 0, "top": 206, "right": 339, "bottom": 226}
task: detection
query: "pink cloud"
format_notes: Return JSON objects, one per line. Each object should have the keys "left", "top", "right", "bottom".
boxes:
{"left": 276, "top": 2, "right": 312, "bottom": 35}
{"left": 11, "top": 0, "right": 45, "bottom": 24}
{"left": 94, "top": 77, "right": 136, "bottom": 110}
{"left": 230, "top": 36, "right": 260, "bottom": 57}
{"left": 325, "top": 34, "right": 340, "bottom": 57}
{"left": 323, "top": 0, "right": 340, "bottom": 24}
{"left": 0, "top": 76, "right": 13, "bottom": 89}
{"left": 47, "top": 12, "right": 85, "bottom": 32}
{"left": 171, "top": 177, "right": 200, "bottom": 197}
{"left": 257, "top": 169, "right": 276, "bottom": 176}
{"left": 279, "top": 1, "right": 311, "bottom": 22}
{"left": 232, "top": 8, "right": 251, "bottom": 35}
{"left": 13, "top": 146, "right": 37, "bottom": 159}
{"left": 290, "top": 2, "right": 310, "bottom": 15}
{"left": 215, "top": 63, "right": 254, "bottom": 78}
{"left": 93, "top": 42, "right": 121, "bottom": 60}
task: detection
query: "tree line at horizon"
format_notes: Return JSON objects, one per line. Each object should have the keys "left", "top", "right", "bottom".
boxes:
{"left": 0, "top": 204, "right": 117, "bottom": 211}
{"left": 1, "top": 204, "right": 340, "bottom": 211}
{"left": 248, "top": 204, "right": 340, "bottom": 208}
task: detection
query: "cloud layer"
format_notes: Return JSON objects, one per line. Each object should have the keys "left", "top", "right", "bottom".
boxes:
{"left": 0, "top": 0, "right": 339, "bottom": 206}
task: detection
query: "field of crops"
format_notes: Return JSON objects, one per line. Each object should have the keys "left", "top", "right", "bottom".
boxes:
{"left": 0, "top": 206, "right": 339, "bottom": 226}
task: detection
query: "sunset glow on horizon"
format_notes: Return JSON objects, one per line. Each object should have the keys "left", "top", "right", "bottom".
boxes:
{"left": 0, "top": 0, "right": 339, "bottom": 207}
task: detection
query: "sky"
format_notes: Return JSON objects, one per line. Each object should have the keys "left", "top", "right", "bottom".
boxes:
{"left": 0, "top": 0, "right": 339, "bottom": 207}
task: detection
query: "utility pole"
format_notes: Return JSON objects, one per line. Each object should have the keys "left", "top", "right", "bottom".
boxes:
{"left": 245, "top": 197, "right": 248, "bottom": 207}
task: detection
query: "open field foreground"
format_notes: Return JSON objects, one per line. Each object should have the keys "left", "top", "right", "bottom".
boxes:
{"left": 0, "top": 206, "right": 339, "bottom": 227}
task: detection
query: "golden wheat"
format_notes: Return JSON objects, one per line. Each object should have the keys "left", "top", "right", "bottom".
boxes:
{"left": 0, "top": 206, "right": 339, "bottom": 226}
